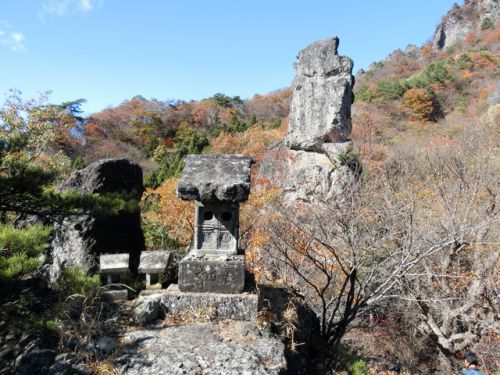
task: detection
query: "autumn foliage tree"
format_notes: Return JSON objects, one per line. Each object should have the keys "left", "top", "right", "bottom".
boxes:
{"left": 141, "top": 178, "right": 193, "bottom": 250}
{"left": 403, "top": 88, "right": 434, "bottom": 121}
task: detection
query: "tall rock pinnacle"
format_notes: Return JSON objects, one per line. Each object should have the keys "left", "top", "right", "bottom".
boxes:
{"left": 285, "top": 37, "right": 355, "bottom": 151}
{"left": 259, "top": 37, "right": 359, "bottom": 204}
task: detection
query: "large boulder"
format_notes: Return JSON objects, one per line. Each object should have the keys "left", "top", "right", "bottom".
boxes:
{"left": 48, "top": 159, "right": 145, "bottom": 282}
{"left": 285, "top": 37, "right": 354, "bottom": 151}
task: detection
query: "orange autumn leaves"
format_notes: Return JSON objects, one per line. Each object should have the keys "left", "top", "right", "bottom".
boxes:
{"left": 142, "top": 178, "right": 193, "bottom": 250}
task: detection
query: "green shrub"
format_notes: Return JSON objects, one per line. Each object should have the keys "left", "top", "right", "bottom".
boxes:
{"left": 142, "top": 216, "right": 181, "bottom": 250}
{"left": 424, "top": 61, "right": 453, "bottom": 84}
{"left": 0, "top": 224, "right": 51, "bottom": 282}
{"left": 481, "top": 17, "right": 494, "bottom": 30}
{"left": 455, "top": 94, "right": 469, "bottom": 114}
{"left": 270, "top": 118, "right": 282, "bottom": 129}
{"left": 452, "top": 53, "right": 472, "bottom": 70}
{"left": 55, "top": 266, "right": 101, "bottom": 297}
{"left": 356, "top": 84, "right": 377, "bottom": 102}
{"left": 145, "top": 124, "right": 208, "bottom": 188}
{"left": 376, "top": 79, "right": 408, "bottom": 101}
{"left": 347, "top": 359, "right": 369, "bottom": 375}
{"left": 446, "top": 42, "right": 461, "bottom": 55}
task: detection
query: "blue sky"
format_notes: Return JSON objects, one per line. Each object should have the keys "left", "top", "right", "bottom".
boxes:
{"left": 1, "top": 0, "right": 459, "bottom": 114}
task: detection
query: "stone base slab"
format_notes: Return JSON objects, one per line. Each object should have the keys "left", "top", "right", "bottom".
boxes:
{"left": 178, "top": 253, "right": 245, "bottom": 293}
{"left": 161, "top": 284, "right": 258, "bottom": 321}
{"left": 102, "top": 289, "right": 128, "bottom": 302}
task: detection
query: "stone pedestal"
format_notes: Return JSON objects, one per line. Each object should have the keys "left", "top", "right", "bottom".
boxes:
{"left": 178, "top": 253, "right": 245, "bottom": 294}
{"left": 162, "top": 284, "right": 258, "bottom": 321}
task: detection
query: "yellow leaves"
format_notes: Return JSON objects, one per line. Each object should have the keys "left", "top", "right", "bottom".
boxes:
{"left": 152, "top": 144, "right": 169, "bottom": 162}
{"left": 403, "top": 88, "right": 434, "bottom": 122}
{"left": 209, "top": 122, "right": 286, "bottom": 161}
{"left": 142, "top": 178, "right": 194, "bottom": 249}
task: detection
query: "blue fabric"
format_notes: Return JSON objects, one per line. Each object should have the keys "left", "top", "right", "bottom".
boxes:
{"left": 459, "top": 368, "right": 485, "bottom": 375}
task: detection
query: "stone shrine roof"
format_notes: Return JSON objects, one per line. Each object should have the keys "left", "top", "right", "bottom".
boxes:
{"left": 138, "top": 251, "right": 171, "bottom": 274}
{"left": 176, "top": 154, "right": 253, "bottom": 202}
{"left": 100, "top": 253, "right": 130, "bottom": 274}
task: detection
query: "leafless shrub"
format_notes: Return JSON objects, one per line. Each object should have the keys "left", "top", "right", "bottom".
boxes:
{"left": 258, "top": 112, "right": 498, "bottom": 371}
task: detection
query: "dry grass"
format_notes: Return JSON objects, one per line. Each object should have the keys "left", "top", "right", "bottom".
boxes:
{"left": 164, "top": 305, "right": 217, "bottom": 325}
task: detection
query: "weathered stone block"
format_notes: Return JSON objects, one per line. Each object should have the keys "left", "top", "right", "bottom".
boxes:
{"left": 176, "top": 154, "right": 253, "bottom": 203}
{"left": 178, "top": 253, "right": 245, "bottom": 293}
{"left": 138, "top": 251, "right": 171, "bottom": 274}
{"left": 100, "top": 253, "right": 130, "bottom": 274}
{"left": 101, "top": 289, "right": 128, "bottom": 302}
{"left": 162, "top": 284, "right": 258, "bottom": 321}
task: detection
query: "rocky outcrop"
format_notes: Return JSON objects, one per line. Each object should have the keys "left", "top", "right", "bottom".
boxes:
{"left": 48, "top": 159, "right": 145, "bottom": 282}
{"left": 285, "top": 37, "right": 354, "bottom": 151}
{"left": 259, "top": 37, "right": 359, "bottom": 204}
{"left": 488, "top": 83, "right": 500, "bottom": 107}
{"left": 259, "top": 142, "right": 358, "bottom": 203}
{"left": 432, "top": 0, "right": 499, "bottom": 50}
{"left": 116, "top": 322, "right": 287, "bottom": 374}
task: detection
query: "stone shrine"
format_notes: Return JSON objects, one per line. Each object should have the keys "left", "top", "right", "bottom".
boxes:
{"left": 175, "top": 154, "right": 253, "bottom": 294}
{"left": 100, "top": 253, "right": 130, "bottom": 284}
{"left": 138, "top": 251, "right": 171, "bottom": 289}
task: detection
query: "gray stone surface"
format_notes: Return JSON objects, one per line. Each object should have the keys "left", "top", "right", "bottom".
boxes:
{"left": 178, "top": 253, "right": 245, "bottom": 293}
{"left": 138, "top": 251, "right": 171, "bottom": 274}
{"left": 95, "top": 337, "right": 117, "bottom": 356}
{"left": 432, "top": 12, "right": 473, "bottom": 51}
{"left": 162, "top": 284, "right": 258, "bottom": 321}
{"left": 102, "top": 289, "right": 128, "bottom": 302}
{"left": 47, "top": 352, "right": 92, "bottom": 375}
{"left": 321, "top": 140, "right": 353, "bottom": 164}
{"left": 258, "top": 142, "right": 358, "bottom": 203}
{"left": 285, "top": 37, "right": 354, "bottom": 151}
{"left": 432, "top": 0, "right": 499, "bottom": 50}
{"left": 116, "top": 322, "right": 286, "bottom": 374}
{"left": 133, "top": 297, "right": 161, "bottom": 325}
{"left": 176, "top": 154, "right": 253, "bottom": 203}
{"left": 258, "top": 37, "right": 361, "bottom": 204}
{"left": 488, "top": 83, "right": 500, "bottom": 108}
{"left": 100, "top": 253, "right": 130, "bottom": 274}
{"left": 49, "top": 158, "right": 145, "bottom": 283}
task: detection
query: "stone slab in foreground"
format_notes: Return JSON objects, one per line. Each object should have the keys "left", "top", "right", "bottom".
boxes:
{"left": 117, "top": 322, "right": 286, "bottom": 375}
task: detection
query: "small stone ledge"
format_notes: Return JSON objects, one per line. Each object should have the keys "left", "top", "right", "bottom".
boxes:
{"left": 161, "top": 284, "right": 258, "bottom": 321}
{"left": 102, "top": 289, "right": 128, "bottom": 302}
